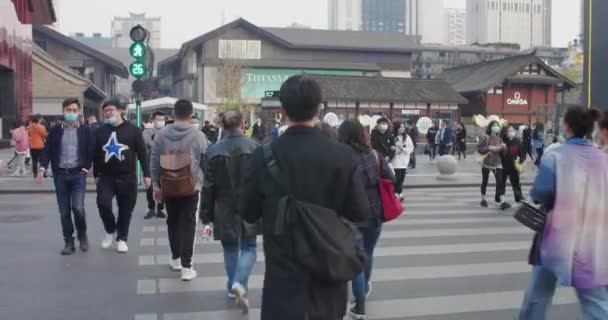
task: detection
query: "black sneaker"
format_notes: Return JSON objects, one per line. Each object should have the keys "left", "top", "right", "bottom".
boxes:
{"left": 79, "top": 236, "right": 89, "bottom": 252}
{"left": 480, "top": 200, "right": 489, "bottom": 208}
{"left": 61, "top": 242, "right": 75, "bottom": 255}
{"left": 349, "top": 305, "right": 367, "bottom": 320}
{"left": 144, "top": 210, "right": 156, "bottom": 220}
{"left": 500, "top": 202, "right": 512, "bottom": 210}
{"left": 156, "top": 210, "right": 166, "bottom": 219}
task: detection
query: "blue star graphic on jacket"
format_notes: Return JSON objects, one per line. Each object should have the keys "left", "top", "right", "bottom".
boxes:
{"left": 102, "top": 132, "right": 129, "bottom": 163}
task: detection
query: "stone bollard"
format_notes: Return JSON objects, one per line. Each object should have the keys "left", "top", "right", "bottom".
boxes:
{"left": 436, "top": 155, "right": 458, "bottom": 180}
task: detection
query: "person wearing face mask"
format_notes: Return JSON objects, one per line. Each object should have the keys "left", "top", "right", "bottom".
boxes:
{"left": 94, "top": 99, "right": 151, "bottom": 254}
{"left": 391, "top": 121, "right": 414, "bottom": 201}
{"left": 37, "top": 98, "right": 94, "bottom": 255}
{"left": 477, "top": 120, "right": 510, "bottom": 210}
{"left": 143, "top": 111, "right": 166, "bottom": 220}
{"left": 371, "top": 118, "right": 396, "bottom": 161}
{"left": 500, "top": 126, "right": 526, "bottom": 203}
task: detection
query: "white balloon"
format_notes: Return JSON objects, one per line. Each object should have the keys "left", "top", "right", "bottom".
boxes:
{"left": 416, "top": 117, "right": 433, "bottom": 134}
{"left": 323, "top": 113, "right": 340, "bottom": 127}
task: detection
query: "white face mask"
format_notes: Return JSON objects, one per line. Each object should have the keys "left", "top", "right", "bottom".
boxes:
{"left": 154, "top": 121, "right": 165, "bottom": 129}
{"left": 507, "top": 131, "right": 516, "bottom": 139}
{"left": 378, "top": 124, "right": 388, "bottom": 133}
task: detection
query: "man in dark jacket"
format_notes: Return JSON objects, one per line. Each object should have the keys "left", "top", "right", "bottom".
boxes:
{"left": 240, "top": 75, "right": 370, "bottom": 320}
{"left": 371, "top": 117, "right": 395, "bottom": 160}
{"left": 251, "top": 118, "right": 265, "bottom": 142}
{"left": 94, "top": 99, "right": 151, "bottom": 254}
{"left": 501, "top": 126, "right": 526, "bottom": 202}
{"left": 37, "top": 97, "right": 94, "bottom": 255}
{"left": 438, "top": 120, "right": 453, "bottom": 156}
{"left": 200, "top": 109, "right": 259, "bottom": 312}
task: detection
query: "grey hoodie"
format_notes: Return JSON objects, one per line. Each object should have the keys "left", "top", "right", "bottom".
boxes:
{"left": 150, "top": 122, "right": 208, "bottom": 190}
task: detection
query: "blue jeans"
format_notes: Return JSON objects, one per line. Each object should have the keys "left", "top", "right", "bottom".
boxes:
{"left": 409, "top": 145, "right": 417, "bottom": 168}
{"left": 519, "top": 266, "right": 608, "bottom": 320}
{"left": 352, "top": 224, "right": 383, "bottom": 306}
{"left": 221, "top": 238, "right": 257, "bottom": 291}
{"left": 53, "top": 170, "right": 87, "bottom": 242}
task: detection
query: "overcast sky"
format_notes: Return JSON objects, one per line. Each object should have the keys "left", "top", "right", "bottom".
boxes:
{"left": 56, "top": 0, "right": 581, "bottom": 49}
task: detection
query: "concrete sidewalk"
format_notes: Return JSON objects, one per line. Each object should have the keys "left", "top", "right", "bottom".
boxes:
{"left": 0, "top": 155, "right": 536, "bottom": 194}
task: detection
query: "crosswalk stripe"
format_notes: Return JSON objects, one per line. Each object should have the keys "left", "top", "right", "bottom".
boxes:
{"left": 152, "top": 289, "right": 576, "bottom": 320}
{"left": 138, "top": 226, "right": 531, "bottom": 249}
{"left": 138, "top": 240, "right": 530, "bottom": 266}
{"left": 390, "top": 216, "right": 514, "bottom": 225}
{"left": 140, "top": 261, "right": 530, "bottom": 295}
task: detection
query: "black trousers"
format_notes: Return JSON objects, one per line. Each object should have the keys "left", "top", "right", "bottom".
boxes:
{"left": 439, "top": 144, "right": 450, "bottom": 156}
{"left": 30, "top": 148, "right": 43, "bottom": 178}
{"left": 502, "top": 168, "right": 523, "bottom": 202}
{"left": 481, "top": 167, "right": 505, "bottom": 203}
{"left": 165, "top": 194, "right": 198, "bottom": 268}
{"left": 394, "top": 168, "right": 406, "bottom": 194}
{"left": 145, "top": 186, "right": 164, "bottom": 211}
{"left": 96, "top": 175, "right": 138, "bottom": 241}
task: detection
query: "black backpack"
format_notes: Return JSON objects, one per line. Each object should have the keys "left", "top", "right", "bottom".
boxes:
{"left": 262, "top": 144, "right": 366, "bottom": 282}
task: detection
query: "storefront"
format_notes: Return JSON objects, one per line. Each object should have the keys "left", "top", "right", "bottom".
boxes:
{"left": 260, "top": 74, "right": 466, "bottom": 131}
{"left": 441, "top": 53, "right": 576, "bottom": 124}
{"left": 0, "top": 0, "right": 55, "bottom": 139}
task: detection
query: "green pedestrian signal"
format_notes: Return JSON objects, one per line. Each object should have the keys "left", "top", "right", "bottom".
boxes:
{"left": 129, "top": 61, "right": 147, "bottom": 78}
{"left": 129, "top": 42, "right": 146, "bottom": 59}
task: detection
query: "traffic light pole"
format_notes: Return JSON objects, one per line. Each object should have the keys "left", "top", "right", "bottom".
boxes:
{"left": 136, "top": 97, "right": 142, "bottom": 185}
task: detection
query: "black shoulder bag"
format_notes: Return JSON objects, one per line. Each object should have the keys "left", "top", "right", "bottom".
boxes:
{"left": 262, "top": 144, "right": 365, "bottom": 282}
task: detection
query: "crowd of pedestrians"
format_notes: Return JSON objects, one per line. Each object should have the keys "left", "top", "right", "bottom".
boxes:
{"left": 19, "top": 74, "right": 608, "bottom": 319}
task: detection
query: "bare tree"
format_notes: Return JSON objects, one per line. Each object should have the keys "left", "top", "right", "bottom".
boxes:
{"left": 217, "top": 58, "right": 244, "bottom": 113}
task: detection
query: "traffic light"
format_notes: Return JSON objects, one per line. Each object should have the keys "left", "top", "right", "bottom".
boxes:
{"left": 129, "top": 25, "right": 148, "bottom": 86}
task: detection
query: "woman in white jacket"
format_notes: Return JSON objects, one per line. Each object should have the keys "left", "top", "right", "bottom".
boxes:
{"left": 391, "top": 121, "right": 415, "bottom": 201}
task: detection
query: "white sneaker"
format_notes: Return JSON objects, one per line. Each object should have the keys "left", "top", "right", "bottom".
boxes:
{"left": 181, "top": 267, "right": 197, "bottom": 281}
{"left": 169, "top": 258, "right": 182, "bottom": 272}
{"left": 101, "top": 234, "right": 113, "bottom": 249}
{"left": 231, "top": 283, "right": 250, "bottom": 314}
{"left": 116, "top": 240, "right": 128, "bottom": 253}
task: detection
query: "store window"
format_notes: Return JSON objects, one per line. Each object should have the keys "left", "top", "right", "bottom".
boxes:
{"left": 219, "top": 40, "right": 261, "bottom": 59}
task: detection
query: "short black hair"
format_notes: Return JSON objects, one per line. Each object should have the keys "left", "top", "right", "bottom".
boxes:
{"left": 102, "top": 99, "right": 123, "bottom": 110}
{"left": 62, "top": 97, "right": 80, "bottom": 109}
{"left": 174, "top": 99, "right": 193, "bottom": 119}
{"left": 221, "top": 109, "right": 243, "bottom": 130}
{"left": 279, "top": 75, "right": 322, "bottom": 122}
{"left": 204, "top": 120, "right": 210, "bottom": 125}
{"left": 406, "top": 119, "right": 414, "bottom": 126}
{"left": 377, "top": 117, "right": 389, "bottom": 125}
{"left": 564, "top": 106, "right": 596, "bottom": 138}
{"left": 151, "top": 111, "right": 164, "bottom": 119}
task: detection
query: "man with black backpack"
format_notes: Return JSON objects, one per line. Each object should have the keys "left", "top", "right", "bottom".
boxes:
{"left": 240, "top": 75, "right": 370, "bottom": 320}
{"left": 149, "top": 99, "right": 208, "bottom": 281}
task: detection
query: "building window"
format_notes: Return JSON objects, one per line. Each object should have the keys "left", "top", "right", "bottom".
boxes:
{"left": 495, "top": 88, "right": 503, "bottom": 95}
{"left": 219, "top": 40, "right": 261, "bottom": 59}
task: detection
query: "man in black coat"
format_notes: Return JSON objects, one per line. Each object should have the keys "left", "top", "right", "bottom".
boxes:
{"left": 251, "top": 118, "right": 265, "bottom": 143}
{"left": 241, "top": 75, "right": 370, "bottom": 320}
{"left": 370, "top": 117, "right": 395, "bottom": 161}
{"left": 200, "top": 109, "right": 260, "bottom": 313}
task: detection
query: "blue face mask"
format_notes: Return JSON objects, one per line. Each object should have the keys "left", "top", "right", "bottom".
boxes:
{"left": 104, "top": 116, "right": 118, "bottom": 126}
{"left": 64, "top": 113, "right": 78, "bottom": 123}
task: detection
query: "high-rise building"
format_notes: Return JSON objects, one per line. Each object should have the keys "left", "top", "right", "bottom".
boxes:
{"left": 111, "top": 13, "right": 161, "bottom": 49}
{"left": 328, "top": 0, "right": 444, "bottom": 43}
{"left": 466, "top": 0, "right": 551, "bottom": 49}
{"left": 444, "top": 8, "right": 466, "bottom": 46}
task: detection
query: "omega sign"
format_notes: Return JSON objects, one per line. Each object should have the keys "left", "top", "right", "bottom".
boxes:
{"left": 506, "top": 92, "right": 528, "bottom": 105}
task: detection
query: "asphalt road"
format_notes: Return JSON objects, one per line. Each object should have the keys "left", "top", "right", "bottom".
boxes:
{"left": 0, "top": 187, "right": 584, "bottom": 320}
